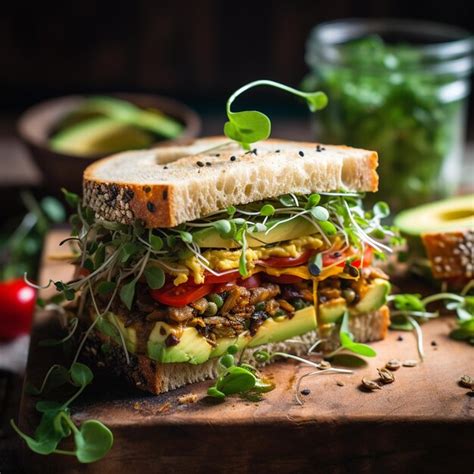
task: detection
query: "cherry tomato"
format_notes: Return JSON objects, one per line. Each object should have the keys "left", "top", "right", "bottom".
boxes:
{"left": 150, "top": 282, "right": 214, "bottom": 307}
{"left": 351, "top": 246, "right": 373, "bottom": 268}
{"left": 0, "top": 278, "right": 36, "bottom": 341}
{"left": 204, "top": 269, "right": 241, "bottom": 284}
{"left": 264, "top": 274, "right": 304, "bottom": 284}
{"left": 237, "top": 273, "right": 262, "bottom": 289}
{"left": 258, "top": 250, "right": 313, "bottom": 268}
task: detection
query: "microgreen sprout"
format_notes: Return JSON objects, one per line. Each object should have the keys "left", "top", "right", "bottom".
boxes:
{"left": 224, "top": 80, "right": 327, "bottom": 149}
{"left": 387, "top": 281, "right": 474, "bottom": 359}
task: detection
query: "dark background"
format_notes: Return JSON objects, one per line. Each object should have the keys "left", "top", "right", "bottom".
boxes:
{"left": 1, "top": 0, "right": 473, "bottom": 115}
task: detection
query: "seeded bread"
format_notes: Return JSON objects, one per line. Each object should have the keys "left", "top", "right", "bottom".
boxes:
{"left": 84, "top": 306, "right": 389, "bottom": 394}
{"left": 83, "top": 136, "right": 379, "bottom": 228}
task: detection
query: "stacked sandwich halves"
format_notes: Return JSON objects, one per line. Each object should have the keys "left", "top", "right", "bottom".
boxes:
{"left": 76, "top": 137, "right": 392, "bottom": 393}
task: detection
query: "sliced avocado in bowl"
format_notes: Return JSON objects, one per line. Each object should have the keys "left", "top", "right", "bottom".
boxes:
{"left": 50, "top": 117, "right": 155, "bottom": 156}
{"left": 194, "top": 216, "right": 317, "bottom": 248}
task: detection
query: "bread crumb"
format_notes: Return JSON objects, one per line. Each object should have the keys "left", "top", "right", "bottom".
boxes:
{"left": 178, "top": 393, "right": 198, "bottom": 405}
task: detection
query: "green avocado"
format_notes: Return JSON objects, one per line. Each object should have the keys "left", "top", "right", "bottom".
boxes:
{"left": 193, "top": 216, "right": 317, "bottom": 248}
{"left": 49, "top": 117, "right": 154, "bottom": 157}
{"left": 395, "top": 194, "right": 474, "bottom": 236}
{"left": 209, "top": 333, "right": 251, "bottom": 358}
{"left": 353, "top": 279, "right": 391, "bottom": 315}
{"left": 147, "top": 322, "right": 212, "bottom": 364}
{"left": 248, "top": 306, "right": 317, "bottom": 347}
{"left": 318, "top": 297, "right": 347, "bottom": 324}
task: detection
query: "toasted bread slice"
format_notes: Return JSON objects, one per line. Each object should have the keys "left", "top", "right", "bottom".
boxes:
{"left": 84, "top": 306, "right": 389, "bottom": 394}
{"left": 83, "top": 137, "right": 378, "bottom": 228}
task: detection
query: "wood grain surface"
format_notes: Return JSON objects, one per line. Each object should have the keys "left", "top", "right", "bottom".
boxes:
{"left": 16, "top": 231, "right": 474, "bottom": 473}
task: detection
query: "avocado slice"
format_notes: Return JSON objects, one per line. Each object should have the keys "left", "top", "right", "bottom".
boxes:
{"left": 395, "top": 195, "right": 474, "bottom": 236}
{"left": 248, "top": 306, "right": 317, "bottom": 347}
{"left": 353, "top": 279, "right": 391, "bottom": 315}
{"left": 318, "top": 297, "right": 347, "bottom": 324}
{"left": 194, "top": 216, "right": 317, "bottom": 248}
{"left": 209, "top": 333, "right": 252, "bottom": 358}
{"left": 49, "top": 117, "right": 154, "bottom": 156}
{"left": 147, "top": 322, "right": 212, "bottom": 364}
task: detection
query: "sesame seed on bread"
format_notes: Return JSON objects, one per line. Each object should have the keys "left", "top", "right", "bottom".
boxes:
{"left": 83, "top": 136, "right": 379, "bottom": 228}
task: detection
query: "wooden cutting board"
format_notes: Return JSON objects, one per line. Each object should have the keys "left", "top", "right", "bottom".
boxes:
{"left": 17, "top": 230, "right": 474, "bottom": 473}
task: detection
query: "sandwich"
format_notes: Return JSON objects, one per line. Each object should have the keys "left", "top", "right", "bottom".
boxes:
{"left": 67, "top": 136, "right": 393, "bottom": 394}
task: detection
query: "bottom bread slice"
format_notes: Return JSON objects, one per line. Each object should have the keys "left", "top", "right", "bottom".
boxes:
{"left": 83, "top": 305, "right": 390, "bottom": 394}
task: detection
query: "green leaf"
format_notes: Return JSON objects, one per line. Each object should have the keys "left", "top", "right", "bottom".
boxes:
{"left": 373, "top": 201, "right": 390, "bottom": 218}
{"left": 212, "top": 219, "right": 233, "bottom": 238}
{"left": 74, "top": 420, "right": 114, "bottom": 463}
{"left": 305, "top": 193, "right": 321, "bottom": 208}
{"left": 224, "top": 110, "right": 271, "bottom": 146}
{"left": 344, "top": 341, "right": 377, "bottom": 357}
{"left": 144, "top": 266, "right": 165, "bottom": 290}
{"left": 216, "top": 366, "right": 257, "bottom": 395}
{"left": 120, "top": 242, "right": 139, "bottom": 263}
{"left": 318, "top": 221, "right": 337, "bottom": 235}
{"left": 392, "top": 294, "right": 425, "bottom": 312}
{"left": 178, "top": 231, "right": 193, "bottom": 243}
{"left": 41, "top": 197, "right": 65, "bottom": 223}
{"left": 10, "top": 419, "right": 59, "bottom": 455}
{"left": 207, "top": 387, "right": 226, "bottom": 399}
{"left": 259, "top": 204, "right": 275, "bottom": 216}
{"left": 96, "top": 280, "right": 116, "bottom": 295}
{"left": 120, "top": 280, "right": 136, "bottom": 310}
{"left": 279, "top": 194, "right": 297, "bottom": 207}
{"left": 149, "top": 234, "right": 163, "bottom": 251}
{"left": 62, "top": 188, "right": 80, "bottom": 208}
{"left": 70, "top": 363, "right": 94, "bottom": 387}
{"left": 36, "top": 400, "right": 63, "bottom": 413}
{"left": 310, "top": 206, "right": 329, "bottom": 221}
{"left": 305, "top": 91, "right": 328, "bottom": 112}
{"left": 219, "top": 354, "right": 235, "bottom": 369}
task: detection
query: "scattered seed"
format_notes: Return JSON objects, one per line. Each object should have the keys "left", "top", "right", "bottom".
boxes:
{"left": 146, "top": 201, "right": 156, "bottom": 213}
{"left": 300, "top": 388, "right": 311, "bottom": 396}
{"left": 164, "top": 166, "right": 168, "bottom": 169}
{"left": 275, "top": 149, "right": 281, "bottom": 153}
{"left": 386, "top": 359, "right": 401, "bottom": 371}
{"left": 377, "top": 368, "right": 395, "bottom": 384}
{"left": 336, "top": 381, "right": 345, "bottom": 387}
{"left": 205, "top": 162, "right": 212, "bottom": 167}
{"left": 459, "top": 375, "right": 474, "bottom": 389}
{"left": 319, "top": 360, "right": 331, "bottom": 370}
{"left": 230, "top": 156, "right": 236, "bottom": 161}
{"left": 397, "top": 335, "right": 404, "bottom": 341}
{"left": 431, "top": 340, "right": 437, "bottom": 347}
{"left": 403, "top": 359, "right": 418, "bottom": 368}
{"left": 361, "top": 377, "right": 381, "bottom": 391}
{"left": 196, "top": 161, "right": 205, "bottom": 167}
{"left": 298, "top": 150, "right": 304, "bottom": 157}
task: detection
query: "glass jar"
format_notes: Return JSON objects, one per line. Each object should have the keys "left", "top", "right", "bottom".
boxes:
{"left": 305, "top": 19, "right": 474, "bottom": 211}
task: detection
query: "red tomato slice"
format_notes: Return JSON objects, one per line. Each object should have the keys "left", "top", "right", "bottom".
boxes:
{"left": 265, "top": 274, "right": 304, "bottom": 284}
{"left": 238, "top": 274, "right": 262, "bottom": 289}
{"left": 258, "top": 250, "right": 313, "bottom": 268}
{"left": 213, "top": 281, "right": 237, "bottom": 294}
{"left": 150, "top": 283, "right": 214, "bottom": 307}
{"left": 204, "top": 269, "right": 241, "bottom": 284}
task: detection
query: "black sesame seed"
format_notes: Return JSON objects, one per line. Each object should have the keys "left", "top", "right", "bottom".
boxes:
{"left": 333, "top": 251, "right": 342, "bottom": 258}
{"left": 397, "top": 335, "right": 404, "bottom": 341}
{"left": 214, "top": 153, "right": 220, "bottom": 157}
{"left": 196, "top": 161, "right": 205, "bottom": 167}
{"left": 143, "top": 186, "right": 151, "bottom": 193}
{"left": 252, "top": 148, "right": 257, "bottom": 155}
{"left": 164, "top": 166, "right": 168, "bottom": 170}
{"left": 300, "top": 388, "right": 311, "bottom": 396}
{"left": 230, "top": 156, "right": 236, "bottom": 161}
{"left": 205, "top": 162, "right": 212, "bottom": 167}
{"left": 275, "top": 149, "right": 280, "bottom": 153}
{"left": 316, "top": 144, "right": 322, "bottom": 152}
{"left": 299, "top": 151, "right": 304, "bottom": 157}
{"left": 431, "top": 340, "right": 437, "bottom": 346}
{"left": 147, "top": 201, "right": 156, "bottom": 213}
{"left": 162, "top": 189, "right": 168, "bottom": 200}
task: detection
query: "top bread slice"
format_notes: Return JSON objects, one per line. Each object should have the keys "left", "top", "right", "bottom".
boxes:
{"left": 83, "top": 136, "right": 378, "bottom": 228}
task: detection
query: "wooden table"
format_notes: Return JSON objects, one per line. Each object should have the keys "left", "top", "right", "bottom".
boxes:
{"left": 14, "top": 231, "right": 474, "bottom": 473}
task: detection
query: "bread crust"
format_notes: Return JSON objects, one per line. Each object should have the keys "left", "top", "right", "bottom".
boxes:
{"left": 83, "top": 137, "right": 378, "bottom": 228}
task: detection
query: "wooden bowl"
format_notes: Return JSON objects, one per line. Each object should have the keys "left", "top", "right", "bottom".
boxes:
{"left": 17, "top": 93, "right": 201, "bottom": 193}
